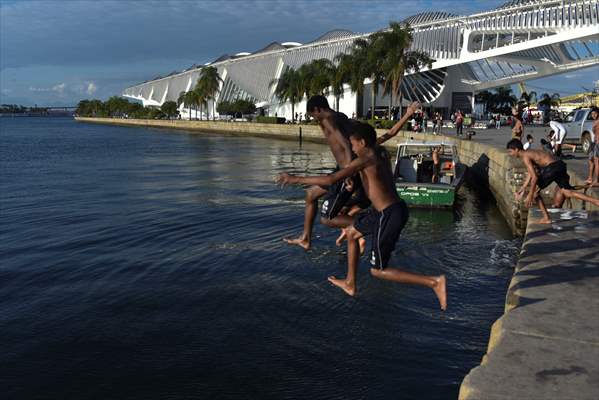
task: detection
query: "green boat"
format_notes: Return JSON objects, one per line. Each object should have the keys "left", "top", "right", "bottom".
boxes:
{"left": 393, "top": 141, "right": 466, "bottom": 207}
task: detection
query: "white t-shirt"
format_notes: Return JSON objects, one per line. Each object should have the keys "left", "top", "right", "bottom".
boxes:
{"left": 549, "top": 121, "right": 567, "bottom": 144}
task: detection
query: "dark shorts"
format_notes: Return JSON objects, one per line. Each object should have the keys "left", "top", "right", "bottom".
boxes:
{"left": 321, "top": 174, "right": 370, "bottom": 219}
{"left": 353, "top": 200, "right": 409, "bottom": 270}
{"left": 537, "top": 160, "right": 573, "bottom": 190}
{"left": 590, "top": 143, "right": 599, "bottom": 160}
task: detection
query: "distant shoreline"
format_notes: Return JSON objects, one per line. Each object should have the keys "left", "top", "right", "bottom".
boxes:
{"left": 0, "top": 113, "right": 74, "bottom": 118}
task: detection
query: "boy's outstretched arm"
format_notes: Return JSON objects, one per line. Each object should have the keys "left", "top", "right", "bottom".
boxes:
{"left": 522, "top": 155, "right": 539, "bottom": 207}
{"left": 376, "top": 102, "right": 420, "bottom": 145}
{"left": 277, "top": 157, "right": 370, "bottom": 187}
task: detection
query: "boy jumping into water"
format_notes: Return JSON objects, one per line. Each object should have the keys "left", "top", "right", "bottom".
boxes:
{"left": 507, "top": 138, "right": 599, "bottom": 223}
{"left": 282, "top": 95, "right": 354, "bottom": 250}
{"left": 278, "top": 122, "right": 447, "bottom": 310}
{"left": 284, "top": 95, "right": 420, "bottom": 250}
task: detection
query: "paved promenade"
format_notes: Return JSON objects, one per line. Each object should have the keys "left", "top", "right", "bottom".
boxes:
{"left": 459, "top": 208, "right": 599, "bottom": 400}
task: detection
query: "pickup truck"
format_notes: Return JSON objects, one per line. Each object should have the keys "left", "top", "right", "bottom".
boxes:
{"left": 562, "top": 108, "right": 596, "bottom": 153}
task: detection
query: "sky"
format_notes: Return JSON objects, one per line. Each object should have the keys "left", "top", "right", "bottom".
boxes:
{"left": 1, "top": 0, "right": 597, "bottom": 107}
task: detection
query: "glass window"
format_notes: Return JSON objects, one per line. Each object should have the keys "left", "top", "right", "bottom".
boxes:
{"left": 587, "top": 111, "right": 594, "bottom": 121}
{"left": 564, "top": 112, "right": 575, "bottom": 122}
{"left": 574, "top": 111, "right": 585, "bottom": 122}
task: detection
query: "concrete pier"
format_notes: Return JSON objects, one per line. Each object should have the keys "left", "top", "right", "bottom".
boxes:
{"left": 459, "top": 209, "right": 599, "bottom": 400}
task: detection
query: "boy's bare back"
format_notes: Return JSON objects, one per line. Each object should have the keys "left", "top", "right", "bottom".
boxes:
{"left": 320, "top": 112, "right": 352, "bottom": 168}
{"left": 521, "top": 148, "right": 557, "bottom": 168}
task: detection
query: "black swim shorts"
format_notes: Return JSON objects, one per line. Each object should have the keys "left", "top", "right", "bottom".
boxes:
{"left": 353, "top": 200, "right": 409, "bottom": 270}
{"left": 321, "top": 174, "right": 370, "bottom": 219}
{"left": 536, "top": 160, "right": 573, "bottom": 190}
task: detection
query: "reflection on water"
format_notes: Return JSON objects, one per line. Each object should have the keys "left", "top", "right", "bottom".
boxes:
{"left": 1, "top": 118, "right": 520, "bottom": 400}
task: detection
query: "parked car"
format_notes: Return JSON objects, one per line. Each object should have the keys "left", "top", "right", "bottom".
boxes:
{"left": 561, "top": 108, "right": 596, "bottom": 153}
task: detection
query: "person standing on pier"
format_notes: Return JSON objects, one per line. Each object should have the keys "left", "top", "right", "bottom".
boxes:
{"left": 507, "top": 139, "right": 599, "bottom": 224}
{"left": 278, "top": 122, "right": 446, "bottom": 309}
{"left": 585, "top": 107, "right": 599, "bottom": 187}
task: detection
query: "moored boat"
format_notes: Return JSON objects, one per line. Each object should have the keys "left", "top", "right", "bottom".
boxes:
{"left": 393, "top": 140, "right": 466, "bottom": 207}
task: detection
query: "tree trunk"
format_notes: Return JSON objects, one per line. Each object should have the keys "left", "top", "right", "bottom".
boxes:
{"left": 398, "top": 92, "right": 403, "bottom": 119}
{"left": 370, "top": 78, "right": 376, "bottom": 121}
{"left": 388, "top": 92, "right": 393, "bottom": 120}
{"left": 189, "top": 106, "right": 192, "bottom": 121}
{"left": 291, "top": 102, "right": 295, "bottom": 123}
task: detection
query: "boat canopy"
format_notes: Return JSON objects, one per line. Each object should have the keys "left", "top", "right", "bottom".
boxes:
{"left": 398, "top": 141, "right": 455, "bottom": 147}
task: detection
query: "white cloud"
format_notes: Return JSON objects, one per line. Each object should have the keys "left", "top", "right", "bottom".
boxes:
{"left": 29, "top": 82, "right": 66, "bottom": 93}
{"left": 52, "top": 83, "right": 65, "bottom": 93}
{"left": 86, "top": 82, "right": 97, "bottom": 95}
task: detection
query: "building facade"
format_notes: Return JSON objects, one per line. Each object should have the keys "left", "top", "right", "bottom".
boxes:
{"left": 123, "top": 0, "right": 599, "bottom": 120}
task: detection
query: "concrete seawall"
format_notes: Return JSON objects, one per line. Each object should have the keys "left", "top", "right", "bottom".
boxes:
{"left": 75, "top": 117, "right": 535, "bottom": 235}
{"left": 459, "top": 209, "right": 599, "bottom": 400}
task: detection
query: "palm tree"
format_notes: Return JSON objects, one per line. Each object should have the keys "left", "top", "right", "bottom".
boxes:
{"left": 334, "top": 52, "right": 367, "bottom": 115}
{"left": 492, "top": 86, "right": 518, "bottom": 111}
{"left": 349, "top": 34, "right": 385, "bottom": 121}
{"left": 197, "top": 66, "right": 223, "bottom": 120}
{"left": 304, "top": 59, "right": 333, "bottom": 97}
{"left": 192, "top": 84, "right": 207, "bottom": 120}
{"left": 271, "top": 66, "right": 302, "bottom": 122}
{"left": 329, "top": 56, "right": 351, "bottom": 111}
{"left": 177, "top": 91, "right": 195, "bottom": 121}
{"left": 475, "top": 90, "right": 495, "bottom": 113}
{"left": 380, "top": 22, "right": 433, "bottom": 119}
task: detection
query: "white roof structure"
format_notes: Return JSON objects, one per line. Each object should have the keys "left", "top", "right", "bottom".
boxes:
{"left": 123, "top": 0, "right": 599, "bottom": 116}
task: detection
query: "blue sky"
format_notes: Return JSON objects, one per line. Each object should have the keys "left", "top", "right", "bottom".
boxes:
{"left": 1, "top": 0, "right": 597, "bottom": 106}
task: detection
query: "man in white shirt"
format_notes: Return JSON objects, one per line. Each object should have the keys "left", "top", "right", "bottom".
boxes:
{"left": 523, "top": 134, "right": 534, "bottom": 150}
{"left": 549, "top": 120, "right": 567, "bottom": 157}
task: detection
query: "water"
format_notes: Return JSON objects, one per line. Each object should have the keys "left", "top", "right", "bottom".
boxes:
{"left": 1, "top": 118, "right": 520, "bottom": 400}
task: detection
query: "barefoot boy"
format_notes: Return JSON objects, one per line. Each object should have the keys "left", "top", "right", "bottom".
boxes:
{"left": 278, "top": 122, "right": 447, "bottom": 310}
{"left": 282, "top": 95, "right": 354, "bottom": 250}
{"left": 507, "top": 139, "right": 599, "bottom": 223}
{"left": 284, "top": 96, "right": 421, "bottom": 250}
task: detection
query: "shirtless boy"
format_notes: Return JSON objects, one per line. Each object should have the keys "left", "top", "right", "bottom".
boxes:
{"left": 507, "top": 138, "right": 599, "bottom": 223}
{"left": 282, "top": 95, "right": 354, "bottom": 250}
{"left": 278, "top": 122, "right": 447, "bottom": 310}
{"left": 284, "top": 95, "right": 420, "bottom": 250}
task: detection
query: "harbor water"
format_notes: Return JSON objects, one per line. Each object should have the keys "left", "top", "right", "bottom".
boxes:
{"left": 1, "top": 118, "right": 520, "bottom": 399}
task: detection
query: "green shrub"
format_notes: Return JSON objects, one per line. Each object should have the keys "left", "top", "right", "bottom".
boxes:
{"left": 256, "top": 116, "right": 278, "bottom": 124}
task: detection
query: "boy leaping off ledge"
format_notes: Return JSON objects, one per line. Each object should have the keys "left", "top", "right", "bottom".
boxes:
{"left": 507, "top": 138, "right": 599, "bottom": 224}
{"left": 277, "top": 122, "right": 446, "bottom": 310}
{"left": 283, "top": 96, "right": 421, "bottom": 251}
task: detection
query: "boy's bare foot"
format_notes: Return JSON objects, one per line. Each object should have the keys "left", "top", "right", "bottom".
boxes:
{"left": 328, "top": 276, "right": 356, "bottom": 297}
{"left": 283, "top": 237, "right": 310, "bottom": 250}
{"left": 584, "top": 178, "right": 593, "bottom": 185}
{"left": 335, "top": 229, "right": 347, "bottom": 247}
{"left": 537, "top": 217, "right": 552, "bottom": 224}
{"left": 432, "top": 275, "right": 447, "bottom": 311}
